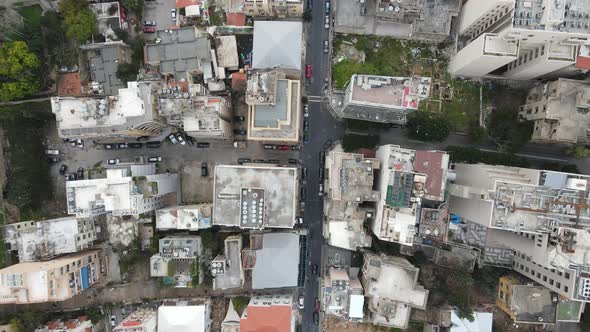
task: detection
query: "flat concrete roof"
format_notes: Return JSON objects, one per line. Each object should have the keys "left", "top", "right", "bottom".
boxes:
{"left": 511, "top": 285, "right": 556, "bottom": 323}
{"left": 213, "top": 165, "right": 298, "bottom": 228}
{"left": 252, "top": 232, "right": 300, "bottom": 289}
{"left": 252, "top": 21, "right": 302, "bottom": 70}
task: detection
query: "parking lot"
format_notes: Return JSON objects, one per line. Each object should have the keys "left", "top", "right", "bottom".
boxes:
{"left": 143, "top": 0, "right": 178, "bottom": 38}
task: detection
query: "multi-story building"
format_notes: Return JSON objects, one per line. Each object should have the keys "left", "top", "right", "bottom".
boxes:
{"left": 241, "top": 0, "right": 303, "bottom": 18}
{"left": 113, "top": 308, "right": 157, "bottom": 332}
{"left": 150, "top": 236, "right": 202, "bottom": 287}
{"left": 213, "top": 164, "right": 299, "bottom": 229}
{"left": 448, "top": 163, "right": 590, "bottom": 302}
{"left": 156, "top": 205, "right": 213, "bottom": 231}
{"left": 35, "top": 316, "right": 95, "bottom": 332}
{"left": 158, "top": 299, "right": 212, "bottom": 332}
{"left": 158, "top": 85, "right": 233, "bottom": 140}
{"left": 518, "top": 78, "right": 590, "bottom": 145}
{"left": 79, "top": 41, "right": 131, "bottom": 95}
{"left": 51, "top": 81, "right": 166, "bottom": 139}
{"left": 3, "top": 217, "right": 96, "bottom": 262}
{"left": 251, "top": 21, "right": 302, "bottom": 71}
{"left": 450, "top": 0, "right": 590, "bottom": 80}
{"left": 66, "top": 163, "right": 178, "bottom": 218}
{"left": 361, "top": 252, "right": 429, "bottom": 329}
{"left": 372, "top": 145, "right": 450, "bottom": 245}
{"left": 245, "top": 70, "right": 301, "bottom": 143}
{"left": 323, "top": 145, "right": 379, "bottom": 250}
{"left": 239, "top": 295, "right": 295, "bottom": 331}
{"left": 211, "top": 235, "right": 244, "bottom": 290}
{"left": 332, "top": 74, "right": 432, "bottom": 124}
{"left": 322, "top": 267, "right": 365, "bottom": 321}
{"left": 0, "top": 250, "right": 104, "bottom": 304}
{"left": 496, "top": 275, "right": 558, "bottom": 325}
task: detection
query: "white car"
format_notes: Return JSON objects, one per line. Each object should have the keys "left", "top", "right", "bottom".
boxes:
{"left": 303, "top": 105, "right": 309, "bottom": 118}
{"left": 171, "top": 9, "right": 176, "bottom": 20}
{"left": 318, "top": 183, "right": 324, "bottom": 197}
{"left": 176, "top": 133, "right": 186, "bottom": 145}
{"left": 298, "top": 295, "right": 304, "bottom": 309}
{"left": 107, "top": 159, "right": 120, "bottom": 165}
{"left": 168, "top": 134, "right": 178, "bottom": 144}
{"left": 325, "top": 15, "right": 330, "bottom": 29}
{"left": 148, "top": 156, "right": 162, "bottom": 163}
{"left": 110, "top": 315, "right": 116, "bottom": 327}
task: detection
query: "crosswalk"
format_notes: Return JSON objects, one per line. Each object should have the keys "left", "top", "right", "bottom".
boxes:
{"left": 307, "top": 95, "right": 324, "bottom": 103}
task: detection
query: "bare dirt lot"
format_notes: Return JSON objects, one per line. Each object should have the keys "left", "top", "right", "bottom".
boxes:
{"left": 181, "top": 160, "right": 214, "bottom": 203}
{"left": 324, "top": 316, "right": 389, "bottom": 332}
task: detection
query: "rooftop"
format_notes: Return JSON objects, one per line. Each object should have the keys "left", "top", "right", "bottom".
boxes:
{"left": 348, "top": 75, "right": 432, "bottom": 111}
{"left": 512, "top": 0, "right": 590, "bottom": 34}
{"left": 158, "top": 303, "right": 209, "bottom": 332}
{"left": 446, "top": 310, "right": 493, "bottom": 332}
{"left": 483, "top": 34, "right": 519, "bottom": 56}
{"left": 251, "top": 232, "right": 300, "bottom": 289}
{"left": 156, "top": 205, "right": 212, "bottom": 231}
{"left": 51, "top": 81, "right": 155, "bottom": 138}
{"left": 216, "top": 35, "right": 239, "bottom": 70}
{"left": 145, "top": 27, "right": 212, "bottom": 78}
{"left": 252, "top": 21, "right": 302, "bottom": 70}
{"left": 80, "top": 42, "right": 130, "bottom": 95}
{"left": 213, "top": 165, "right": 298, "bottom": 228}
{"left": 113, "top": 308, "right": 157, "bottom": 332}
{"left": 57, "top": 72, "right": 82, "bottom": 97}
{"left": 323, "top": 267, "right": 364, "bottom": 320}
{"left": 325, "top": 146, "right": 380, "bottom": 202}
{"left": 511, "top": 285, "right": 556, "bottom": 323}
{"left": 240, "top": 295, "right": 293, "bottom": 332}
{"left": 212, "top": 235, "right": 244, "bottom": 290}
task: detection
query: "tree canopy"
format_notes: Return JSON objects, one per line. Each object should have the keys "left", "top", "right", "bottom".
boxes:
{"left": 60, "top": 0, "right": 97, "bottom": 43}
{"left": 0, "top": 41, "right": 41, "bottom": 101}
{"left": 406, "top": 111, "right": 451, "bottom": 142}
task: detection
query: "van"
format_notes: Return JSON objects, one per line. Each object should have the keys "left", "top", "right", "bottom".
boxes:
{"left": 45, "top": 149, "right": 60, "bottom": 155}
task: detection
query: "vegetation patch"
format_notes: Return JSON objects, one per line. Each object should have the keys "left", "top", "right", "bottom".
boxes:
{"left": 342, "top": 134, "right": 379, "bottom": 152}
{"left": 17, "top": 5, "right": 43, "bottom": 26}
{"left": 446, "top": 146, "right": 530, "bottom": 168}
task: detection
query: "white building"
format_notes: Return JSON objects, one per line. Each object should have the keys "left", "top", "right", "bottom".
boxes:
{"left": 322, "top": 267, "right": 365, "bottom": 321}
{"left": 518, "top": 78, "right": 590, "bottom": 144}
{"left": 450, "top": 0, "right": 590, "bottom": 80}
{"left": 51, "top": 81, "right": 166, "bottom": 139}
{"left": 66, "top": 163, "right": 178, "bottom": 218}
{"left": 361, "top": 252, "right": 429, "bottom": 329}
{"left": 3, "top": 217, "right": 96, "bottom": 262}
{"left": 150, "top": 236, "right": 203, "bottom": 287}
{"left": 113, "top": 308, "right": 157, "bottom": 332}
{"left": 373, "top": 145, "right": 450, "bottom": 245}
{"left": 35, "top": 316, "right": 95, "bottom": 332}
{"left": 156, "top": 205, "right": 212, "bottom": 231}
{"left": 448, "top": 163, "right": 590, "bottom": 302}
{"left": 158, "top": 300, "right": 211, "bottom": 332}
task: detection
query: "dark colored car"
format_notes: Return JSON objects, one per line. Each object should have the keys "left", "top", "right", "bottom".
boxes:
{"left": 47, "top": 156, "right": 60, "bottom": 163}
{"left": 303, "top": 133, "right": 309, "bottom": 144}
{"left": 104, "top": 143, "right": 115, "bottom": 149}
{"left": 77, "top": 167, "right": 84, "bottom": 180}
{"left": 234, "top": 115, "right": 245, "bottom": 121}
{"left": 69, "top": 173, "right": 77, "bottom": 181}
{"left": 302, "top": 168, "right": 307, "bottom": 180}
{"left": 197, "top": 142, "right": 210, "bottom": 148}
{"left": 201, "top": 162, "right": 208, "bottom": 177}
{"left": 303, "top": 119, "right": 309, "bottom": 131}
{"left": 267, "top": 159, "right": 279, "bottom": 164}
{"left": 315, "top": 298, "right": 321, "bottom": 310}
{"left": 238, "top": 158, "right": 251, "bottom": 164}
{"left": 146, "top": 141, "right": 161, "bottom": 148}
{"left": 59, "top": 164, "right": 68, "bottom": 175}
{"left": 318, "top": 168, "right": 324, "bottom": 181}
{"left": 233, "top": 128, "right": 247, "bottom": 135}
{"left": 319, "top": 151, "right": 326, "bottom": 162}
{"left": 312, "top": 264, "right": 319, "bottom": 275}
{"left": 128, "top": 143, "right": 142, "bottom": 148}
{"left": 278, "top": 145, "right": 290, "bottom": 151}
{"left": 300, "top": 187, "right": 306, "bottom": 201}
{"left": 313, "top": 311, "right": 319, "bottom": 325}
{"left": 143, "top": 27, "right": 156, "bottom": 33}
{"left": 288, "top": 158, "right": 298, "bottom": 164}
{"left": 323, "top": 139, "right": 333, "bottom": 150}
{"left": 254, "top": 159, "right": 265, "bottom": 163}
{"left": 186, "top": 136, "right": 195, "bottom": 146}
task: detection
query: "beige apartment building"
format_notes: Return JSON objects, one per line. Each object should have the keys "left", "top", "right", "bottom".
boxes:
{"left": 0, "top": 250, "right": 104, "bottom": 304}
{"left": 242, "top": 0, "right": 303, "bottom": 17}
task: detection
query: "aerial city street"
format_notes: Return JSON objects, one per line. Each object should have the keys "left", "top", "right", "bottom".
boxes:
{"left": 0, "top": 0, "right": 589, "bottom": 331}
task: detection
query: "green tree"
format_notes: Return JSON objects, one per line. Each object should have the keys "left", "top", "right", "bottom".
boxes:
{"left": 565, "top": 145, "right": 590, "bottom": 159}
{"left": 467, "top": 126, "right": 486, "bottom": 144}
{"left": 60, "top": 0, "right": 97, "bottom": 43}
{"left": 406, "top": 111, "right": 451, "bottom": 142}
{"left": 342, "top": 134, "right": 380, "bottom": 152}
{"left": 487, "top": 108, "right": 533, "bottom": 152}
{"left": 85, "top": 307, "right": 103, "bottom": 324}
{"left": 0, "top": 41, "right": 41, "bottom": 101}
{"left": 116, "top": 63, "right": 140, "bottom": 83}
{"left": 9, "top": 317, "right": 23, "bottom": 332}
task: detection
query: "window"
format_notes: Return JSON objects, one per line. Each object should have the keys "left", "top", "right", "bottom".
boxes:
{"left": 565, "top": 272, "right": 570, "bottom": 279}
{"left": 525, "top": 267, "right": 530, "bottom": 273}
{"left": 556, "top": 282, "right": 561, "bottom": 288}
{"left": 564, "top": 286, "right": 569, "bottom": 292}
{"left": 543, "top": 276, "right": 547, "bottom": 282}
{"left": 549, "top": 279, "right": 554, "bottom": 285}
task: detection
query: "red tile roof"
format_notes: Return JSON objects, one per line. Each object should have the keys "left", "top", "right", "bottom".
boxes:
{"left": 576, "top": 55, "right": 590, "bottom": 70}
{"left": 57, "top": 72, "right": 82, "bottom": 96}
{"left": 176, "top": 0, "right": 200, "bottom": 8}
{"left": 226, "top": 13, "right": 246, "bottom": 26}
{"left": 231, "top": 72, "right": 247, "bottom": 91}
{"left": 413, "top": 150, "right": 445, "bottom": 199}
{"left": 240, "top": 305, "right": 292, "bottom": 332}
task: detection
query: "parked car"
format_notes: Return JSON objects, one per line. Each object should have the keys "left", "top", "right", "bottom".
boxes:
{"left": 315, "top": 297, "right": 321, "bottom": 310}
{"left": 313, "top": 311, "right": 319, "bottom": 325}
{"left": 176, "top": 133, "right": 186, "bottom": 145}
{"left": 312, "top": 264, "right": 318, "bottom": 275}
{"left": 318, "top": 167, "right": 324, "bottom": 181}
{"left": 201, "top": 162, "right": 208, "bottom": 177}
{"left": 59, "top": 164, "right": 68, "bottom": 175}
{"left": 238, "top": 158, "right": 251, "bottom": 164}
{"left": 171, "top": 8, "right": 176, "bottom": 20}
{"left": 300, "top": 187, "right": 306, "bottom": 201}
{"left": 69, "top": 173, "right": 77, "bottom": 181}
{"left": 303, "top": 104, "right": 309, "bottom": 118}
{"left": 267, "top": 159, "right": 279, "bottom": 164}
{"left": 325, "top": 1, "right": 330, "bottom": 13}
{"left": 144, "top": 20, "right": 156, "bottom": 26}
{"left": 47, "top": 156, "right": 60, "bottom": 163}
{"left": 104, "top": 143, "right": 115, "bottom": 149}
{"left": 296, "top": 217, "right": 304, "bottom": 224}
{"left": 146, "top": 141, "right": 161, "bottom": 148}
{"left": 110, "top": 315, "right": 116, "bottom": 327}
{"left": 128, "top": 143, "right": 142, "bottom": 148}
{"left": 168, "top": 134, "right": 178, "bottom": 144}
{"left": 264, "top": 144, "right": 277, "bottom": 150}
{"left": 303, "top": 119, "right": 309, "bottom": 131}
{"left": 118, "top": 143, "right": 128, "bottom": 149}
{"left": 303, "top": 133, "right": 309, "bottom": 144}
{"left": 288, "top": 158, "right": 298, "bottom": 164}
{"left": 298, "top": 295, "right": 304, "bottom": 309}
{"left": 107, "top": 159, "right": 120, "bottom": 165}
{"left": 323, "top": 40, "right": 329, "bottom": 53}
{"left": 77, "top": 167, "right": 84, "bottom": 180}
{"left": 325, "top": 15, "right": 330, "bottom": 29}
{"left": 291, "top": 144, "right": 301, "bottom": 151}
{"left": 233, "top": 128, "right": 247, "bottom": 135}
{"left": 318, "top": 183, "right": 324, "bottom": 197}
{"left": 254, "top": 159, "right": 265, "bottom": 163}
{"left": 143, "top": 27, "right": 156, "bottom": 33}
{"left": 302, "top": 168, "right": 307, "bottom": 180}
{"left": 319, "top": 151, "right": 326, "bottom": 162}
{"left": 46, "top": 149, "right": 60, "bottom": 155}
{"left": 276, "top": 145, "right": 289, "bottom": 151}
{"left": 148, "top": 156, "right": 162, "bottom": 163}
{"left": 76, "top": 139, "right": 84, "bottom": 148}
{"left": 323, "top": 140, "right": 333, "bottom": 150}
{"left": 186, "top": 136, "right": 194, "bottom": 146}
{"left": 234, "top": 115, "right": 245, "bottom": 122}
{"left": 305, "top": 64, "right": 312, "bottom": 79}
{"left": 197, "top": 142, "right": 210, "bottom": 148}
